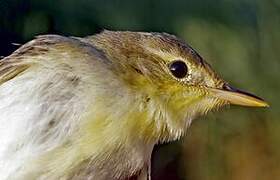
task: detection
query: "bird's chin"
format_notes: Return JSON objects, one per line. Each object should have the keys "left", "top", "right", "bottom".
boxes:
{"left": 181, "top": 97, "right": 227, "bottom": 128}
{"left": 160, "top": 97, "right": 227, "bottom": 143}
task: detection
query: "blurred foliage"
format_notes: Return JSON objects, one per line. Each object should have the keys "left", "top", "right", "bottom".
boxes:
{"left": 0, "top": 0, "right": 279, "bottom": 179}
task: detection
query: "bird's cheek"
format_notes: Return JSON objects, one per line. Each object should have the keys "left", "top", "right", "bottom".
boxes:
{"left": 166, "top": 92, "right": 203, "bottom": 117}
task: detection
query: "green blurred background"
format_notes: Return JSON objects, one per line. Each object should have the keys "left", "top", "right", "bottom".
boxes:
{"left": 0, "top": 0, "right": 279, "bottom": 179}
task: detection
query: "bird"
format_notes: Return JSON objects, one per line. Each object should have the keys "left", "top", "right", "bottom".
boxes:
{"left": 0, "top": 30, "right": 268, "bottom": 180}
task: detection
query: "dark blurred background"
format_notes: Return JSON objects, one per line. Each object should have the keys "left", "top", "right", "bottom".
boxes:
{"left": 1, "top": 0, "right": 279, "bottom": 179}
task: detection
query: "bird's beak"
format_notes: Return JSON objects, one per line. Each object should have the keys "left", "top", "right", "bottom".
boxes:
{"left": 208, "top": 84, "right": 269, "bottom": 107}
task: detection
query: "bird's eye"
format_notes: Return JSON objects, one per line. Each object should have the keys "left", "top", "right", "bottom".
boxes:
{"left": 169, "top": 60, "right": 188, "bottom": 79}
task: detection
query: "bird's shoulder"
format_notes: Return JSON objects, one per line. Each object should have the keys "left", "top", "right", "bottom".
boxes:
{"left": 0, "top": 34, "right": 108, "bottom": 85}
{"left": 4, "top": 34, "right": 107, "bottom": 62}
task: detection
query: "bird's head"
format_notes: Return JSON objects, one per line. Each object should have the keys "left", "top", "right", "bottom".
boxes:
{"left": 86, "top": 31, "right": 268, "bottom": 142}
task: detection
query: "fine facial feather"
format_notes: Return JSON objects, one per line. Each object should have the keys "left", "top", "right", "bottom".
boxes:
{"left": 0, "top": 31, "right": 229, "bottom": 180}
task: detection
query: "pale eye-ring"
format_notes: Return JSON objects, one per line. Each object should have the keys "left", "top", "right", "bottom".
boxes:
{"left": 168, "top": 60, "right": 188, "bottom": 79}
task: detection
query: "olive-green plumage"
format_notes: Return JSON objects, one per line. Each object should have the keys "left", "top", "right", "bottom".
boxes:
{"left": 0, "top": 31, "right": 267, "bottom": 180}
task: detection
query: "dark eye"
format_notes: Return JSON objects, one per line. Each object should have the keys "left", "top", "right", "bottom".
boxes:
{"left": 169, "top": 60, "right": 188, "bottom": 79}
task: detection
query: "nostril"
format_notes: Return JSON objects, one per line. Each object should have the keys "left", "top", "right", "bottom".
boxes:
{"left": 222, "top": 83, "right": 232, "bottom": 91}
